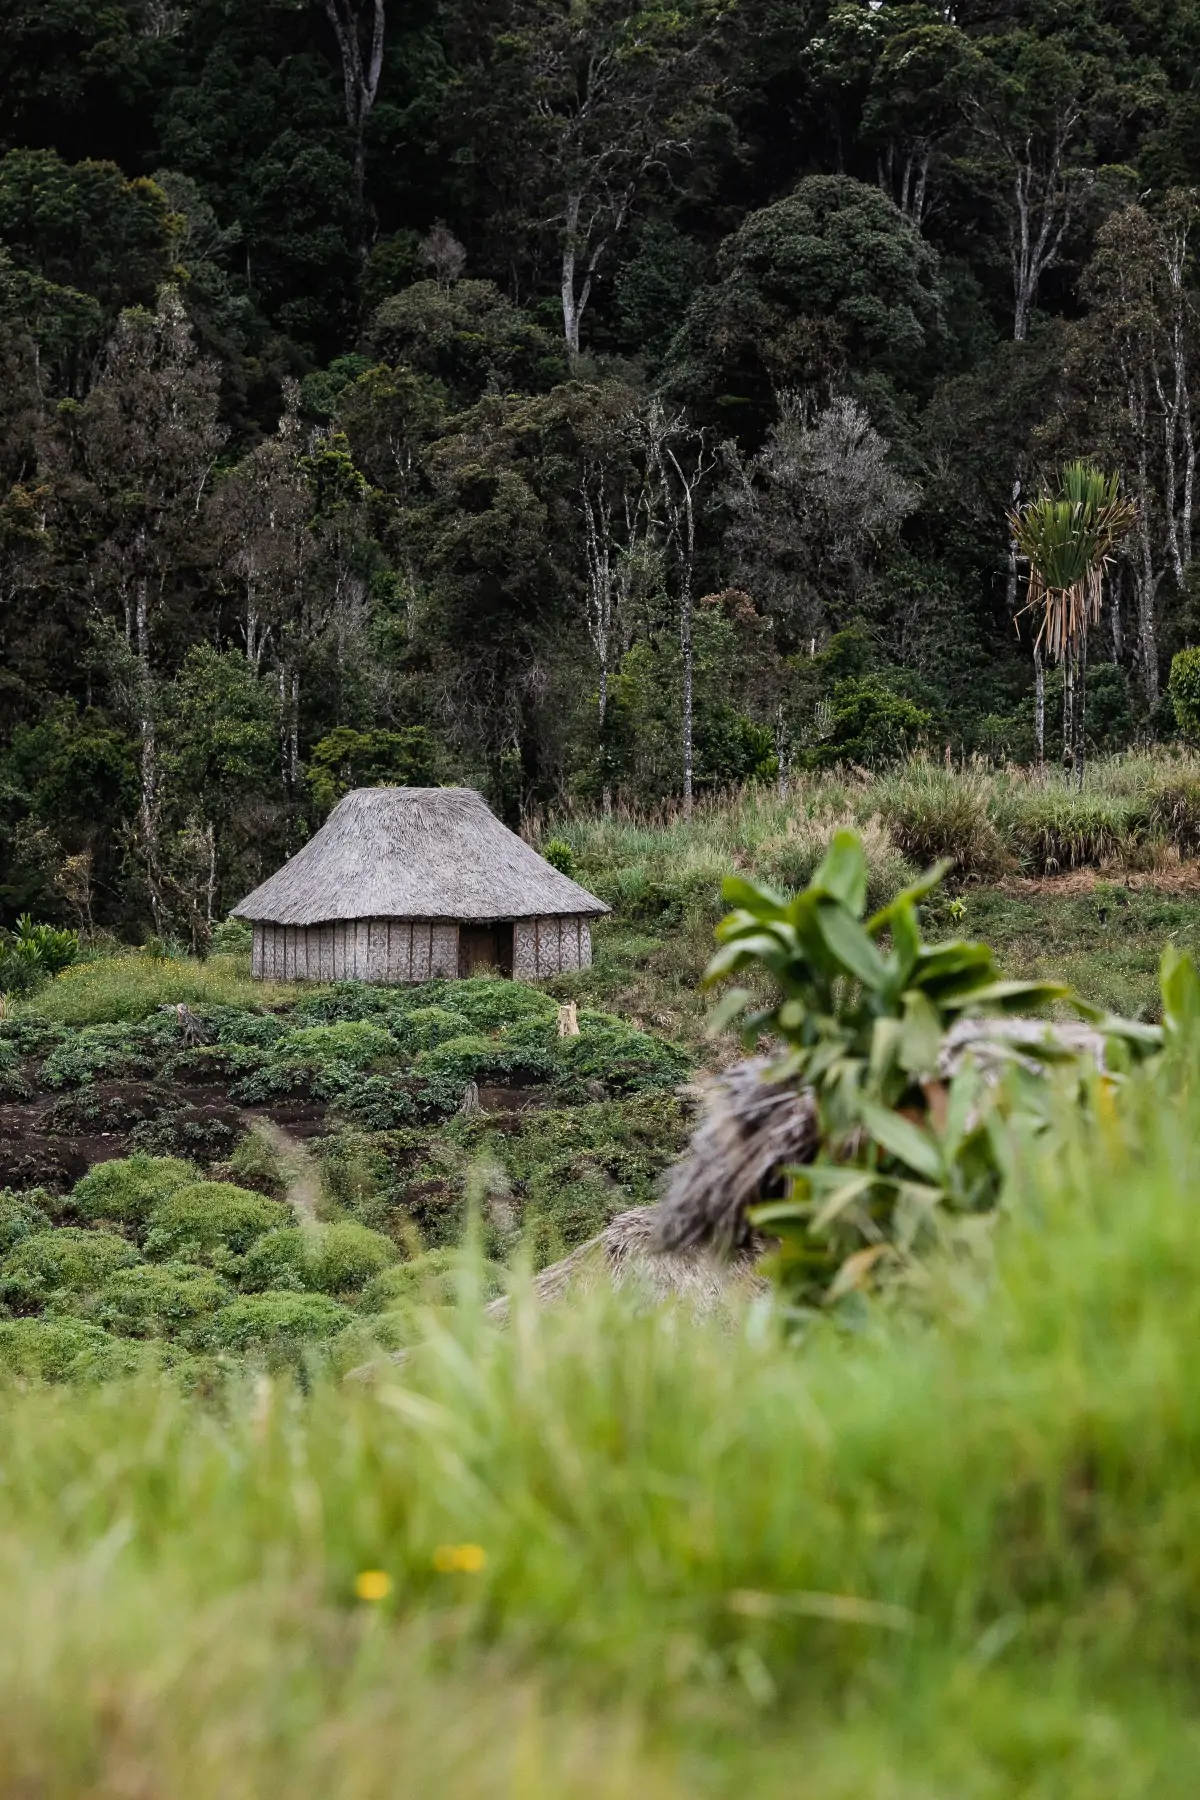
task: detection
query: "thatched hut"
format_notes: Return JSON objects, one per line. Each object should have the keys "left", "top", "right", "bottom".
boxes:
{"left": 233, "top": 786, "right": 608, "bottom": 983}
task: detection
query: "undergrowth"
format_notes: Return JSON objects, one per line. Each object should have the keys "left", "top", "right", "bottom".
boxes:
{"left": 1, "top": 1075, "right": 1200, "bottom": 1794}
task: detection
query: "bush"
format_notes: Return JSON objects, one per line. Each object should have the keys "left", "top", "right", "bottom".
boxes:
{"left": 358, "top": 1248, "right": 483, "bottom": 1313}
{"left": 0, "top": 1317, "right": 145, "bottom": 1382}
{"left": 277, "top": 1020, "right": 399, "bottom": 1071}
{"left": 324, "top": 1072, "right": 418, "bottom": 1129}
{"left": 242, "top": 1221, "right": 398, "bottom": 1296}
{"left": 70, "top": 1154, "right": 199, "bottom": 1227}
{"left": 222, "top": 1129, "right": 286, "bottom": 1198}
{"left": 0, "top": 1228, "right": 143, "bottom": 1310}
{"left": 203, "top": 1291, "right": 354, "bottom": 1353}
{"left": 389, "top": 1005, "right": 472, "bottom": 1051}
{"left": 13, "top": 915, "right": 80, "bottom": 976}
{"left": 40, "top": 1022, "right": 157, "bottom": 1088}
{"left": 876, "top": 763, "right": 1008, "bottom": 877}
{"left": 555, "top": 1012, "right": 689, "bottom": 1098}
{"left": 1169, "top": 646, "right": 1200, "bottom": 737}
{"left": 143, "top": 1183, "right": 290, "bottom": 1266}
{"left": 542, "top": 837, "right": 578, "bottom": 877}
{"left": 0, "top": 934, "right": 47, "bottom": 997}
{"left": 806, "top": 677, "right": 931, "bottom": 770}
{"left": 210, "top": 917, "right": 253, "bottom": 954}
{"left": 83, "top": 1261, "right": 232, "bottom": 1338}
{"left": 288, "top": 983, "right": 391, "bottom": 1026}
{"left": 411, "top": 1034, "right": 556, "bottom": 1113}
{"left": 443, "top": 977, "right": 559, "bottom": 1032}
{"left": 0, "top": 1189, "right": 52, "bottom": 1254}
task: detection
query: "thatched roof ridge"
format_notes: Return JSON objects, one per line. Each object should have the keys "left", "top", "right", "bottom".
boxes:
{"left": 233, "top": 786, "right": 608, "bottom": 925}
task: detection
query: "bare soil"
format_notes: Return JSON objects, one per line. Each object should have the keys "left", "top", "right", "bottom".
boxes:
{"left": 0, "top": 1081, "right": 329, "bottom": 1195}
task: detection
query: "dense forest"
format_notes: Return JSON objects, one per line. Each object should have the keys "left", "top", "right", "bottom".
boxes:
{"left": 3, "top": 0, "right": 1200, "bottom": 940}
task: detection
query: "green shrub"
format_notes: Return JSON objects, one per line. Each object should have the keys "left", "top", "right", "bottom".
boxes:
{"left": 83, "top": 1261, "right": 232, "bottom": 1338}
{"left": 554, "top": 1012, "right": 689, "bottom": 1097}
{"left": 203, "top": 1291, "right": 354, "bottom": 1353}
{"left": 70, "top": 1154, "right": 199, "bottom": 1227}
{"left": 444, "top": 977, "right": 559, "bottom": 1032}
{"left": 143, "top": 1183, "right": 289, "bottom": 1266}
{"left": 0, "top": 934, "right": 48, "bottom": 997}
{"left": 222, "top": 1129, "right": 285, "bottom": 1198}
{"left": 210, "top": 1009, "right": 286, "bottom": 1048}
{"left": 288, "top": 983, "right": 391, "bottom": 1026}
{"left": 0, "top": 1189, "right": 52, "bottom": 1254}
{"left": 411, "top": 1034, "right": 556, "bottom": 1113}
{"left": 359, "top": 1248, "right": 473, "bottom": 1312}
{"left": 806, "top": 677, "right": 931, "bottom": 770}
{"left": 1169, "top": 647, "right": 1200, "bottom": 736}
{"left": 542, "top": 837, "right": 578, "bottom": 876}
{"left": 277, "top": 1020, "right": 399, "bottom": 1071}
{"left": 241, "top": 1221, "right": 399, "bottom": 1296}
{"left": 0, "top": 1228, "right": 143, "bottom": 1310}
{"left": 876, "top": 763, "right": 1008, "bottom": 877}
{"left": 324, "top": 1072, "right": 418, "bottom": 1129}
{"left": 389, "top": 1005, "right": 472, "bottom": 1050}
{"left": 210, "top": 917, "right": 253, "bottom": 954}
{"left": 0, "top": 1317, "right": 145, "bottom": 1382}
{"left": 40, "top": 1021, "right": 157, "bottom": 1088}
{"left": 13, "top": 915, "right": 80, "bottom": 975}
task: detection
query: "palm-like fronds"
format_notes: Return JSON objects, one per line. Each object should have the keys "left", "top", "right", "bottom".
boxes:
{"left": 1008, "top": 462, "right": 1137, "bottom": 662}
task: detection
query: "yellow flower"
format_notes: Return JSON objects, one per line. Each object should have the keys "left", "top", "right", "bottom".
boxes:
{"left": 354, "top": 1569, "right": 393, "bottom": 1602}
{"left": 432, "top": 1543, "right": 487, "bottom": 1573}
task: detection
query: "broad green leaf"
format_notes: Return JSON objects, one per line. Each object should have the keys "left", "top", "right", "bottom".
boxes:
{"left": 885, "top": 898, "right": 921, "bottom": 979}
{"left": 866, "top": 859, "right": 953, "bottom": 937}
{"left": 897, "top": 990, "right": 943, "bottom": 1076}
{"left": 941, "top": 978, "right": 1069, "bottom": 1014}
{"left": 722, "top": 874, "right": 788, "bottom": 917}
{"left": 869, "top": 1016, "right": 904, "bottom": 1086}
{"left": 706, "top": 986, "right": 752, "bottom": 1036}
{"left": 810, "top": 1172, "right": 880, "bottom": 1231}
{"left": 813, "top": 830, "right": 868, "bottom": 915}
{"left": 856, "top": 1098, "right": 944, "bottom": 1182}
{"left": 1162, "top": 944, "right": 1200, "bottom": 1040}
{"left": 814, "top": 899, "right": 889, "bottom": 988}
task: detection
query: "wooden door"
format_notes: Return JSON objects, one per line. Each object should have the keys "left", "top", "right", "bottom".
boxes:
{"left": 458, "top": 922, "right": 514, "bottom": 978}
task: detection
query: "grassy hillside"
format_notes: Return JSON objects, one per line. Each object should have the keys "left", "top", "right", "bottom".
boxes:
{"left": 5, "top": 760, "right": 1200, "bottom": 1793}
{"left": 2, "top": 1071, "right": 1200, "bottom": 1795}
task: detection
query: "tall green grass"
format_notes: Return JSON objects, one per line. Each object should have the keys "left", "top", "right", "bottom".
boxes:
{"left": 4, "top": 1070, "right": 1200, "bottom": 1793}
{"left": 546, "top": 752, "right": 1200, "bottom": 891}
{"left": 13, "top": 951, "right": 312, "bottom": 1025}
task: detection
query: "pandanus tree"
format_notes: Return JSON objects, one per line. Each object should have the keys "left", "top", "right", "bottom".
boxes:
{"left": 1008, "top": 461, "right": 1136, "bottom": 786}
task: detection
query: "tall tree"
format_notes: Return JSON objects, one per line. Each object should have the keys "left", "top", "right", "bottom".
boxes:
{"left": 45, "top": 289, "right": 226, "bottom": 926}
{"left": 449, "top": 0, "right": 723, "bottom": 359}
{"left": 319, "top": 0, "right": 386, "bottom": 225}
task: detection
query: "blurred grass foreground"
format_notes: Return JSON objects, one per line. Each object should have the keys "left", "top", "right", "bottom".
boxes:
{"left": 4, "top": 1059, "right": 1200, "bottom": 1797}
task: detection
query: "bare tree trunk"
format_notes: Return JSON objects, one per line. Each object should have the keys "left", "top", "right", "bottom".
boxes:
{"left": 1063, "top": 646, "right": 1074, "bottom": 769}
{"left": 1072, "top": 629, "right": 1087, "bottom": 791}
{"left": 1109, "top": 565, "right": 1124, "bottom": 662}
{"left": 1034, "top": 641, "right": 1045, "bottom": 767}
{"left": 321, "top": 0, "right": 386, "bottom": 243}
{"left": 681, "top": 577, "right": 694, "bottom": 817}
{"left": 134, "top": 574, "right": 163, "bottom": 932}
{"left": 205, "top": 821, "right": 217, "bottom": 925}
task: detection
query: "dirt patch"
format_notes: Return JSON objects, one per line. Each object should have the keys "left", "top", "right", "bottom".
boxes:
{"left": 0, "top": 1079, "right": 329, "bottom": 1195}
{"left": 1000, "top": 861, "right": 1200, "bottom": 898}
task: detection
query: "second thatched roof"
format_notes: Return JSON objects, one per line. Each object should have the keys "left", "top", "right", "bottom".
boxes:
{"left": 233, "top": 786, "right": 609, "bottom": 926}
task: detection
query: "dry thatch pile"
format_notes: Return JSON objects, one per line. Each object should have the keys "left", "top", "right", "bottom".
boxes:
{"left": 234, "top": 787, "right": 608, "bottom": 925}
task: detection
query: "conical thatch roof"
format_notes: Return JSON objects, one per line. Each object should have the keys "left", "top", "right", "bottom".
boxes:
{"left": 233, "top": 787, "right": 608, "bottom": 926}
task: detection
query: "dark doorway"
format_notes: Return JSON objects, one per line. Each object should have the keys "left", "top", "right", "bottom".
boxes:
{"left": 458, "top": 921, "right": 514, "bottom": 978}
